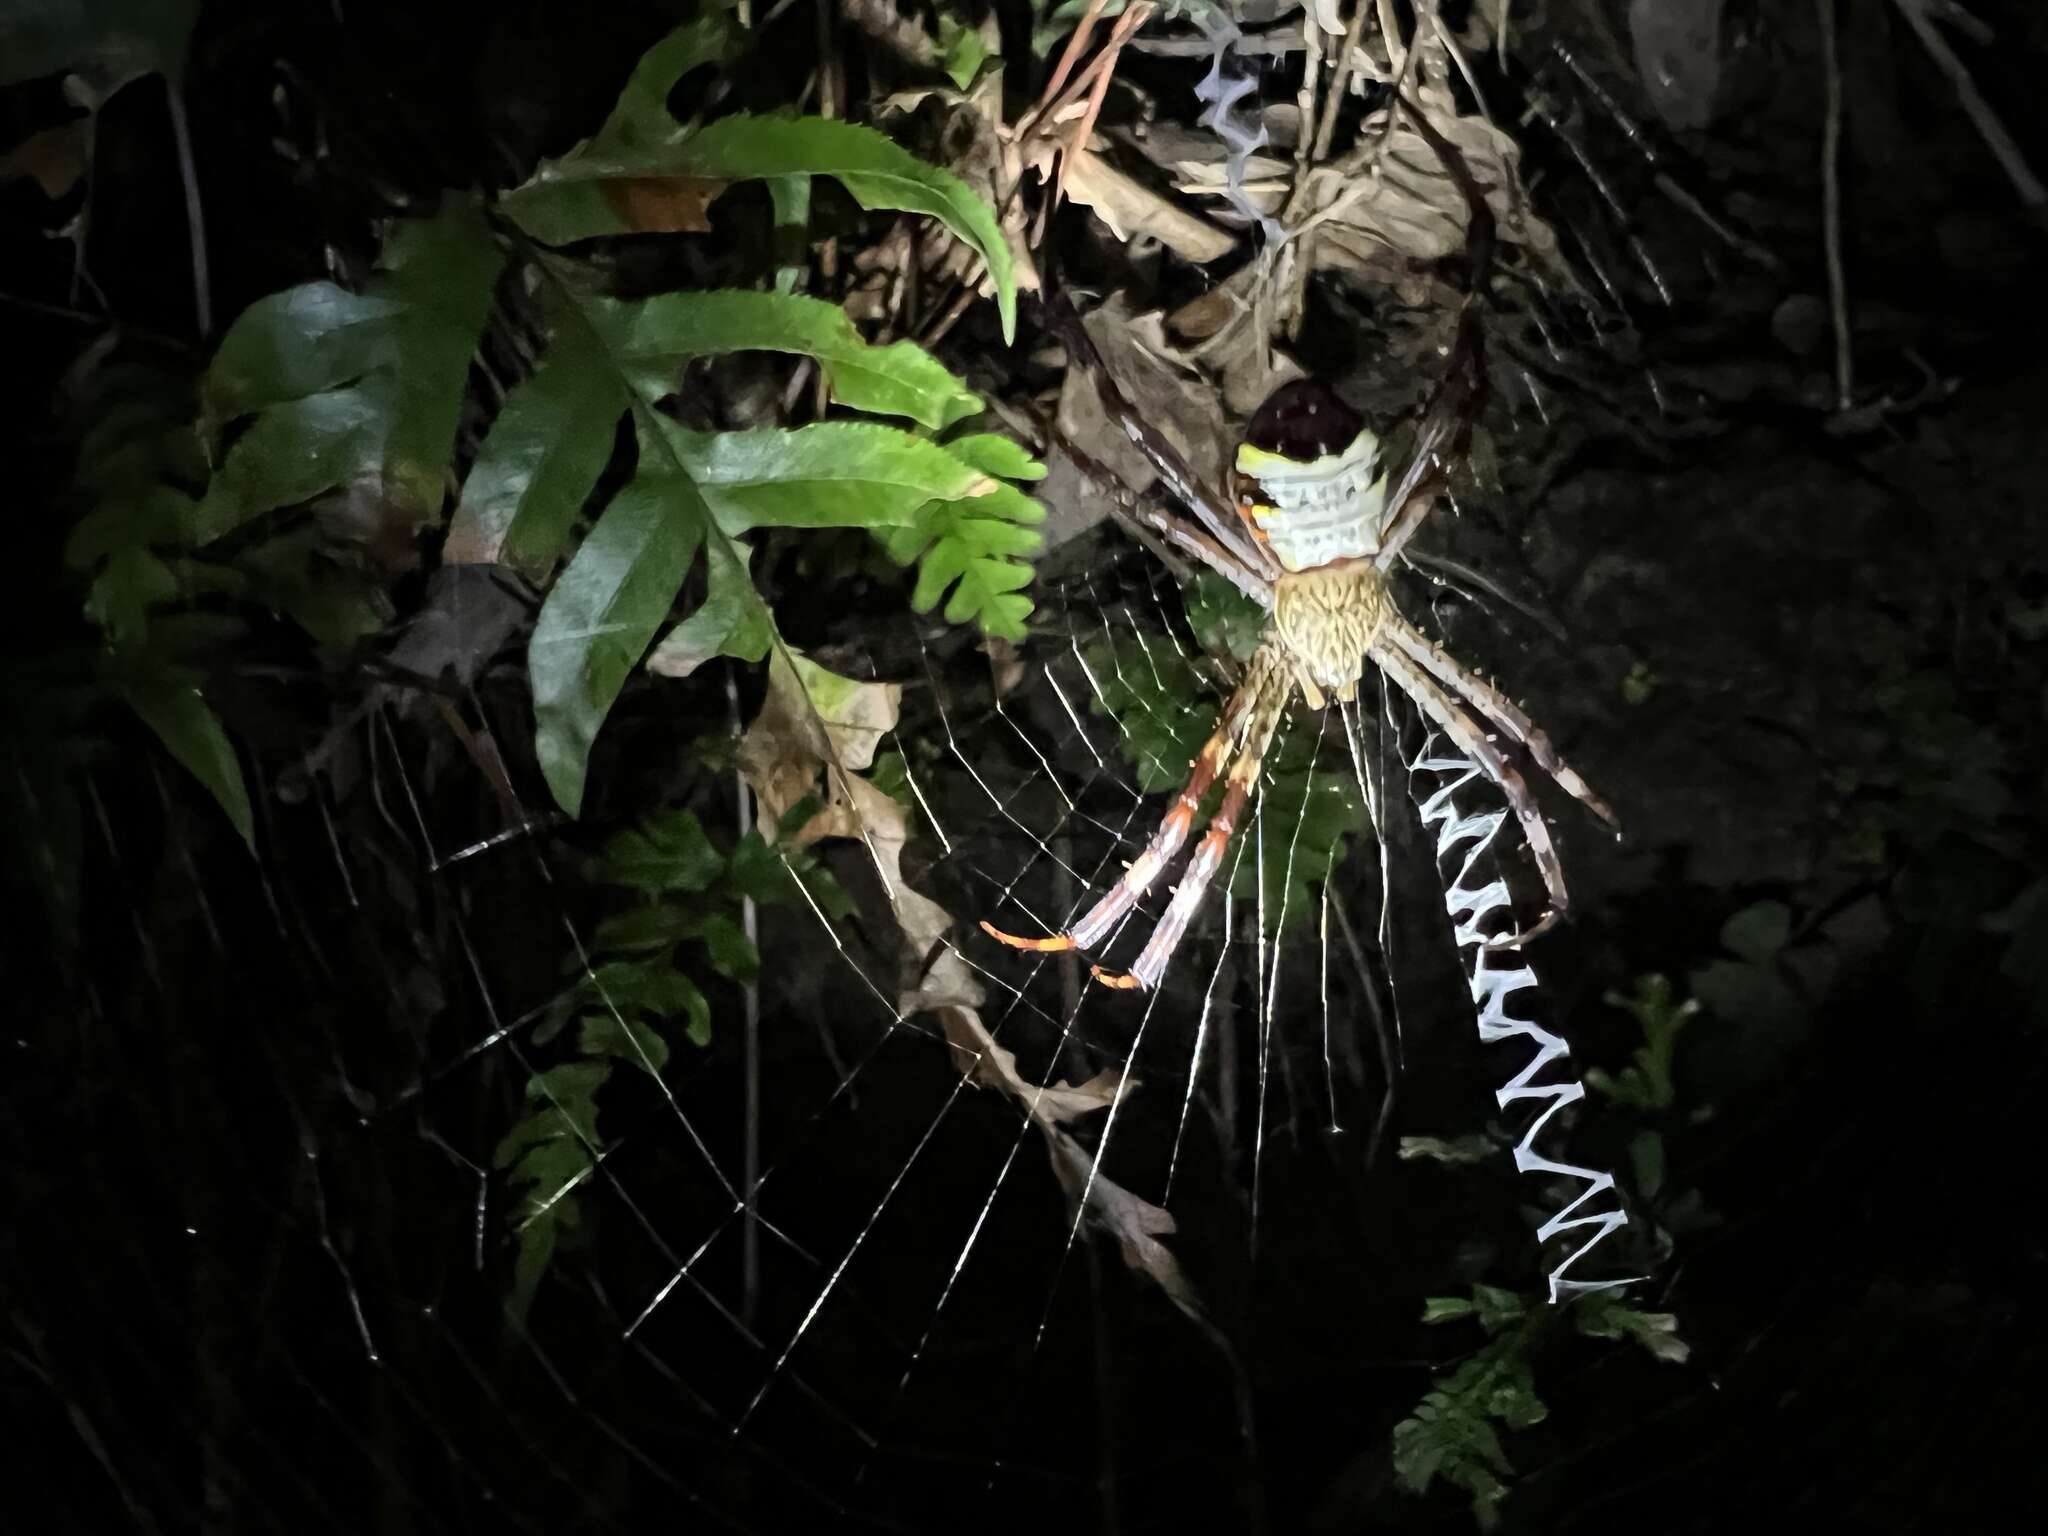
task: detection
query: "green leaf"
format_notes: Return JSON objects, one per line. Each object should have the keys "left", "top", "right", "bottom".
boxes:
{"left": 587, "top": 289, "right": 982, "bottom": 430}
{"left": 1591, "top": 974, "right": 1701, "bottom": 1111}
{"left": 192, "top": 389, "right": 383, "bottom": 543}
{"left": 446, "top": 313, "right": 625, "bottom": 576}
{"left": 579, "top": 960, "right": 711, "bottom": 1047}
{"left": 530, "top": 473, "right": 708, "bottom": 816}
{"left": 1398, "top": 1133, "right": 1497, "bottom": 1166}
{"left": 596, "top": 808, "right": 724, "bottom": 894}
{"left": 507, "top": 112, "right": 1016, "bottom": 342}
{"left": 195, "top": 201, "right": 503, "bottom": 541}
{"left": 936, "top": 15, "right": 992, "bottom": 91}
{"left": 1230, "top": 759, "right": 1369, "bottom": 924}
{"left": 592, "top": 903, "right": 696, "bottom": 952}
{"left": 664, "top": 420, "right": 994, "bottom": 530}
{"left": 876, "top": 446, "right": 1046, "bottom": 641}
{"left": 768, "top": 174, "right": 810, "bottom": 293}
{"left": 510, "top": 1061, "right": 609, "bottom": 1157}
{"left": 1392, "top": 1339, "right": 1544, "bottom": 1526}
{"left": 1471, "top": 1285, "right": 1527, "bottom": 1334}
{"left": 579, "top": 957, "right": 693, "bottom": 1015}
{"left": 85, "top": 547, "right": 178, "bottom": 642}
{"left": 645, "top": 534, "right": 772, "bottom": 678}
{"left": 939, "top": 432, "right": 1046, "bottom": 482}
{"left": 65, "top": 483, "right": 199, "bottom": 570}
{"left": 495, "top": 1058, "right": 610, "bottom": 1319}
{"left": 676, "top": 910, "right": 758, "bottom": 983}
{"left": 369, "top": 203, "right": 505, "bottom": 515}
{"left": 727, "top": 828, "right": 854, "bottom": 919}
{"left": 1423, "top": 1297, "right": 1479, "bottom": 1324}
{"left": 202, "top": 283, "right": 400, "bottom": 427}
{"left": 122, "top": 679, "right": 253, "bottom": 850}
{"left": 1083, "top": 633, "right": 1218, "bottom": 795}
{"left": 1186, "top": 570, "right": 1266, "bottom": 664}
{"left": 678, "top": 116, "right": 1014, "bottom": 342}
{"left": 593, "top": 15, "right": 737, "bottom": 149}
{"left": 578, "top": 1009, "right": 671, "bottom": 1077}
{"left": 1573, "top": 1295, "right": 1691, "bottom": 1365}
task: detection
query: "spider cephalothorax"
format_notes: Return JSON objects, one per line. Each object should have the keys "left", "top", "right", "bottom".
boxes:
{"left": 987, "top": 98, "right": 1616, "bottom": 990}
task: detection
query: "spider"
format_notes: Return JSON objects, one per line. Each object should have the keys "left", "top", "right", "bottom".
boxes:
{"left": 983, "top": 99, "right": 1618, "bottom": 991}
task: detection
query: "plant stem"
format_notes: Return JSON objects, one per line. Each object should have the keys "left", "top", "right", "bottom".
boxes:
{"left": 165, "top": 78, "right": 212, "bottom": 339}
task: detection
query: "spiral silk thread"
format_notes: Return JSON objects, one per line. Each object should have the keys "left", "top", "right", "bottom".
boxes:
{"left": 1408, "top": 750, "right": 1638, "bottom": 1301}
{"left": 1191, "top": 4, "right": 1284, "bottom": 241}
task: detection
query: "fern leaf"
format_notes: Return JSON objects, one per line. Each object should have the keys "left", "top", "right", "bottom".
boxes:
{"left": 195, "top": 200, "right": 502, "bottom": 542}
{"left": 586, "top": 289, "right": 982, "bottom": 430}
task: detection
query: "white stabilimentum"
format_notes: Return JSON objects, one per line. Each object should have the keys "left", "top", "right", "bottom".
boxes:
{"left": 1410, "top": 749, "right": 1638, "bottom": 1302}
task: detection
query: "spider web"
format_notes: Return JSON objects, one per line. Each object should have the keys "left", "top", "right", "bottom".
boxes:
{"left": 12, "top": 525, "right": 1648, "bottom": 1535}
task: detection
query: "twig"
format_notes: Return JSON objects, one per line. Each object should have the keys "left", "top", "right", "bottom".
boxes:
{"left": 1132, "top": 28, "right": 1305, "bottom": 59}
{"left": 1035, "top": 0, "right": 1109, "bottom": 133}
{"left": 164, "top": 76, "right": 212, "bottom": 338}
{"left": 727, "top": 665, "right": 763, "bottom": 1327}
{"left": 1296, "top": 10, "right": 1331, "bottom": 184}
{"left": 1311, "top": 2, "right": 1376, "bottom": 164}
{"left": 1652, "top": 172, "right": 1781, "bottom": 269}
{"left": 1816, "top": 0, "right": 1853, "bottom": 412}
{"left": 1891, "top": 0, "right": 2046, "bottom": 213}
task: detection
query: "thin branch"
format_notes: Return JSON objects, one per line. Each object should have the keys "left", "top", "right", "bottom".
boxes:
{"left": 164, "top": 77, "right": 212, "bottom": 338}
{"left": 1891, "top": 0, "right": 2046, "bottom": 213}
{"left": 1312, "top": 2, "right": 1376, "bottom": 165}
{"left": 1817, "top": 0, "right": 1853, "bottom": 412}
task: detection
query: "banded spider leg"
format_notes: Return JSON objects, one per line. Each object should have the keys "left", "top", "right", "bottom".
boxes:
{"left": 982, "top": 642, "right": 1292, "bottom": 990}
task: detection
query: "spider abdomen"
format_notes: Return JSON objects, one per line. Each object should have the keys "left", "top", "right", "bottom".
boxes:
{"left": 1234, "top": 382, "right": 1388, "bottom": 572}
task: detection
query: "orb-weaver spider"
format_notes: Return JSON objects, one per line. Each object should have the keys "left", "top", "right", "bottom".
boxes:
{"left": 984, "top": 98, "right": 1617, "bottom": 991}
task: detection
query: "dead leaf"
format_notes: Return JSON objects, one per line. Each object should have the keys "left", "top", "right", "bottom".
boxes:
{"left": 938, "top": 1006, "right": 1124, "bottom": 1126}
{"left": 739, "top": 649, "right": 901, "bottom": 834}
{"left": 736, "top": 649, "right": 980, "bottom": 1015}
{"left": 0, "top": 121, "right": 89, "bottom": 200}
{"left": 1629, "top": 0, "right": 1724, "bottom": 133}
{"left": 1299, "top": 52, "right": 1565, "bottom": 280}
{"left": 1056, "top": 294, "right": 1229, "bottom": 498}
{"left": 1038, "top": 143, "right": 1236, "bottom": 263}
{"left": 983, "top": 636, "right": 1026, "bottom": 698}
{"left": 601, "top": 176, "right": 728, "bottom": 233}
{"left": 1041, "top": 1124, "right": 1207, "bottom": 1325}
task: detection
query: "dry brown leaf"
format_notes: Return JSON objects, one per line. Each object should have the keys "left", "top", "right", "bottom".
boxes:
{"left": 1041, "top": 1124, "right": 1206, "bottom": 1325}
{"left": 0, "top": 121, "right": 88, "bottom": 200}
{"left": 938, "top": 1006, "right": 1124, "bottom": 1126}
{"left": 1044, "top": 144, "right": 1236, "bottom": 262}
{"left": 739, "top": 649, "right": 900, "bottom": 834}
{"left": 600, "top": 176, "right": 728, "bottom": 234}
{"left": 737, "top": 649, "right": 981, "bottom": 1013}
{"left": 1301, "top": 53, "right": 1565, "bottom": 279}
{"left": 1056, "top": 293, "right": 1230, "bottom": 497}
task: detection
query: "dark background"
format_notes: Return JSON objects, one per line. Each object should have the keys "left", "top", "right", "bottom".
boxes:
{"left": 4, "top": 2, "right": 2045, "bottom": 1532}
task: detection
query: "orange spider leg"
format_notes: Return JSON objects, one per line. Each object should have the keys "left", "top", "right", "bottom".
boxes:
{"left": 1384, "top": 614, "right": 1619, "bottom": 831}
{"left": 981, "top": 657, "right": 1273, "bottom": 957}
{"left": 1091, "top": 660, "right": 1293, "bottom": 991}
{"left": 1371, "top": 639, "right": 1567, "bottom": 947}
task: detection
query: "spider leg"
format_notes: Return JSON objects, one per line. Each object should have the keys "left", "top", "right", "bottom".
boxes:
{"left": 1371, "top": 640, "right": 1567, "bottom": 946}
{"left": 1373, "top": 96, "right": 1497, "bottom": 573}
{"left": 981, "top": 654, "right": 1276, "bottom": 956}
{"left": 1040, "top": 286, "right": 1283, "bottom": 585}
{"left": 1385, "top": 614, "right": 1619, "bottom": 830}
{"left": 1092, "top": 656, "right": 1294, "bottom": 991}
